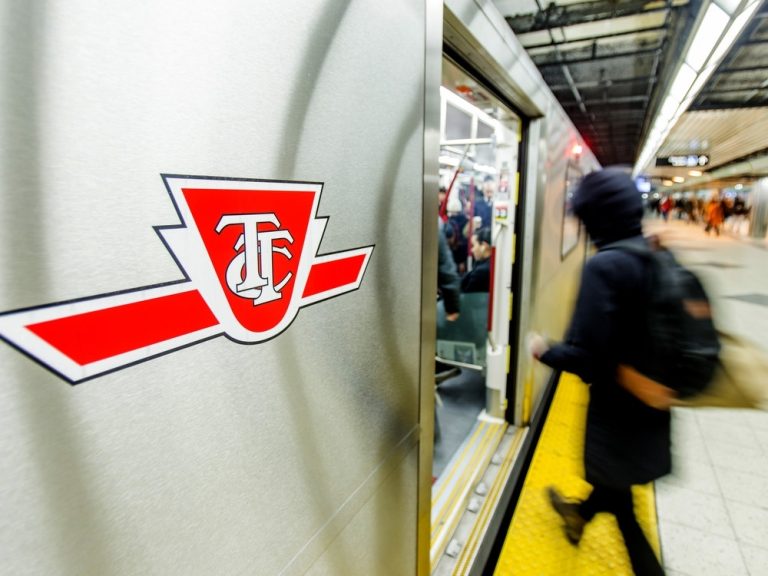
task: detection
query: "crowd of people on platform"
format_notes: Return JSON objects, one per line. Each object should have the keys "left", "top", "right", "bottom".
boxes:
{"left": 648, "top": 192, "right": 751, "bottom": 237}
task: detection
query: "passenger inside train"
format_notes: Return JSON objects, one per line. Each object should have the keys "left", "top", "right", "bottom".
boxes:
{"left": 460, "top": 227, "right": 491, "bottom": 293}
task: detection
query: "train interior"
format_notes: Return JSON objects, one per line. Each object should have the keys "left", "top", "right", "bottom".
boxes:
{"left": 430, "top": 56, "right": 525, "bottom": 573}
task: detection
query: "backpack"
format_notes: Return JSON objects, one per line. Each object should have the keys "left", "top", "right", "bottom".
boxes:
{"left": 604, "top": 238, "right": 721, "bottom": 397}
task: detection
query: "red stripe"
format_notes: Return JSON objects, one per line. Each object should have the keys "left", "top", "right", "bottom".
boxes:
{"left": 303, "top": 254, "right": 366, "bottom": 298}
{"left": 26, "top": 290, "right": 218, "bottom": 365}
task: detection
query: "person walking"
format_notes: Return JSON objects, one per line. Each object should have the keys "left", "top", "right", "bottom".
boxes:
{"left": 529, "top": 168, "right": 671, "bottom": 576}
{"left": 704, "top": 194, "right": 724, "bottom": 236}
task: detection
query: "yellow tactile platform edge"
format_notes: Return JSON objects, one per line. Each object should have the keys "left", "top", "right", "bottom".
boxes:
{"left": 494, "top": 373, "right": 660, "bottom": 575}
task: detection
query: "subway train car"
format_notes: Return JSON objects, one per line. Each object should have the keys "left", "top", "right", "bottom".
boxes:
{"left": 0, "top": 1, "right": 598, "bottom": 575}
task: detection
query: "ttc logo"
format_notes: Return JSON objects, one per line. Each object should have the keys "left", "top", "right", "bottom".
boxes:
{"left": 0, "top": 175, "right": 374, "bottom": 383}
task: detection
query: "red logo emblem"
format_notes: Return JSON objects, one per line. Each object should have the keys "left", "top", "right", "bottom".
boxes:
{"left": 0, "top": 175, "right": 373, "bottom": 383}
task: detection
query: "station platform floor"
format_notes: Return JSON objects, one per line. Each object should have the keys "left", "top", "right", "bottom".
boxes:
{"left": 493, "top": 219, "right": 768, "bottom": 575}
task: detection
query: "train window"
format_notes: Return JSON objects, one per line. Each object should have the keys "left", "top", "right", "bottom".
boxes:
{"left": 561, "top": 161, "right": 583, "bottom": 258}
{"left": 445, "top": 103, "right": 472, "bottom": 141}
{"left": 477, "top": 120, "right": 494, "bottom": 140}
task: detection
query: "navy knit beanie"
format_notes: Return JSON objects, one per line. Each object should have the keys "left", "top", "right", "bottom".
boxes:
{"left": 572, "top": 168, "right": 643, "bottom": 247}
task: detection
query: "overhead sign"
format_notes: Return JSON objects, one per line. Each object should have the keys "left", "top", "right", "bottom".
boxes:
{"left": 655, "top": 155, "right": 709, "bottom": 167}
{"left": 0, "top": 175, "right": 374, "bottom": 384}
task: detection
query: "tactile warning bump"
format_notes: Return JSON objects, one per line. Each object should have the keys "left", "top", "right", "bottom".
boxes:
{"left": 494, "top": 374, "right": 660, "bottom": 575}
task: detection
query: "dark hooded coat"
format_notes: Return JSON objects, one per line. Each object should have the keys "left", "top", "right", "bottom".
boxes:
{"left": 540, "top": 168, "right": 671, "bottom": 488}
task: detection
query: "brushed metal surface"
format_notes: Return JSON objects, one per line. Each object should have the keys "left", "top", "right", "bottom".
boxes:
{"left": 418, "top": 0, "right": 445, "bottom": 575}
{"left": 0, "top": 1, "right": 425, "bottom": 575}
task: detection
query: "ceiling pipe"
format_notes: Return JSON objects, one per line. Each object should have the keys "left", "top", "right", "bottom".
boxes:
{"left": 667, "top": 153, "right": 768, "bottom": 191}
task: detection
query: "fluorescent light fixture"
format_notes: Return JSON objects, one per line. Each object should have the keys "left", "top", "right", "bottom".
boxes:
{"left": 634, "top": 1, "right": 763, "bottom": 176}
{"left": 687, "top": 63, "right": 718, "bottom": 104}
{"left": 669, "top": 63, "right": 697, "bottom": 100}
{"left": 673, "top": 176, "right": 685, "bottom": 183}
{"left": 689, "top": 170, "right": 703, "bottom": 177}
{"left": 686, "top": 3, "right": 729, "bottom": 71}
{"left": 657, "top": 97, "right": 679, "bottom": 124}
{"left": 710, "top": 1, "right": 760, "bottom": 64}
{"left": 663, "top": 180, "right": 674, "bottom": 186}
{"left": 714, "top": 0, "right": 740, "bottom": 14}
{"left": 473, "top": 163, "right": 498, "bottom": 174}
{"left": 669, "top": 107, "right": 685, "bottom": 129}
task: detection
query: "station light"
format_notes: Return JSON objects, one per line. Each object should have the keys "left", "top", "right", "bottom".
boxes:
{"left": 673, "top": 176, "right": 685, "bottom": 183}
{"left": 686, "top": 3, "right": 729, "bottom": 71}
{"left": 571, "top": 143, "right": 583, "bottom": 157}
{"left": 473, "top": 163, "right": 498, "bottom": 174}
{"left": 689, "top": 170, "right": 703, "bottom": 177}
{"left": 709, "top": 1, "right": 760, "bottom": 62}
{"left": 633, "top": 0, "right": 760, "bottom": 177}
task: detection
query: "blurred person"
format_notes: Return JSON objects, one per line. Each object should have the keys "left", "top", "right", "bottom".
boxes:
{"left": 648, "top": 196, "right": 660, "bottom": 216}
{"left": 683, "top": 196, "right": 696, "bottom": 223}
{"left": 704, "top": 194, "right": 724, "bottom": 236}
{"left": 659, "top": 194, "right": 671, "bottom": 222}
{"left": 733, "top": 194, "right": 746, "bottom": 215}
{"left": 529, "top": 168, "right": 670, "bottom": 576}
{"left": 438, "top": 186, "right": 449, "bottom": 223}
{"left": 446, "top": 194, "right": 469, "bottom": 274}
{"left": 438, "top": 220, "right": 460, "bottom": 322}
{"left": 674, "top": 197, "right": 685, "bottom": 220}
{"left": 436, "top": 218, "right": 460, "bottom": 379}
{"left": 474, "top": 175, "right": 495, "bottom": 228}
{"left": 461, "top": 227, "right": 492, "bottom": 293}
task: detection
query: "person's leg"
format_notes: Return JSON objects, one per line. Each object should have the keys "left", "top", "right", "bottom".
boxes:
{"left": 577, "top": 483, "right": 611, "bottom": 521}
{"left": 548, "top": 482, "right": 618, "bottom": 545}
{"left": 603, "top": 486, "right": 665, "bottom": 576}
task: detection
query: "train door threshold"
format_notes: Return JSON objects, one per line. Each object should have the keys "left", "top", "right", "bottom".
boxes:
{"left": 431, "top": 412, "right": 528, "bottom": 575}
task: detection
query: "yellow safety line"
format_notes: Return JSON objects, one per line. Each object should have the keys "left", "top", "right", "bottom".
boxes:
{"left": 431, "top": 421, "right": 498, "bottom": 541}
{"left": 494, "top": 374, "right": 661, "bottom": 575}
{"left": 431, "top": 423, "right": 508, "bottom": 570}
{"left": 452, "top": 428, "right": 526, "bottom": 576}
{"left": 514, "top": 172, "right": 520, "bottom": 207}
{"left": 433, "top": 421, "right": 488, "bottom": 518}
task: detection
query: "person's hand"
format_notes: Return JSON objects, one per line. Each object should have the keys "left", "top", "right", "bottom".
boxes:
{"left": 617, "top": 365, "right": 680, "bottom": 410}
{"left": 446, "top": 312, "right": 459, "bottom": 322}
{"left": 527, "top": 332, "right": 549, "bottom": 360}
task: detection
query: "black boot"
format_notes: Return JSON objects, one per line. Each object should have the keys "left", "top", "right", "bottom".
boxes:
{"left": 547, "top": 486, "right": 586, "bottom": 545}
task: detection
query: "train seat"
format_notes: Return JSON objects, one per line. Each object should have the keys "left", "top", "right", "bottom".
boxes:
{"left": 435, "top": 292, "right": 489, "bottom": 370}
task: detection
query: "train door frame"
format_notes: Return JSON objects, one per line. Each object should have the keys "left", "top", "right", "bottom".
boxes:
{"left": 424, "top": 50, "right": 535, "bottom": 575}
{"left": 418, "top": 2, "right": 445, "bottom": 574}
{"left": 420, "top": 3, "right": 559, "bottom": 573}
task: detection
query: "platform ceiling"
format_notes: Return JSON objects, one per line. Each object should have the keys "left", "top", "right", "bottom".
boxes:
{"left": 494, "top": 0, "right": 768, "bottom": 187}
